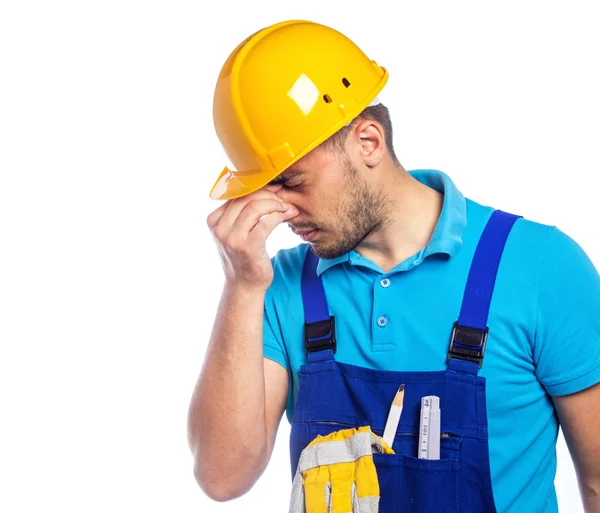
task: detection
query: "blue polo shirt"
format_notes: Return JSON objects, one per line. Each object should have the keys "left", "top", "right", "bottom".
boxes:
{"left": 263, "top": 169, "right": 600, "bottom": 513}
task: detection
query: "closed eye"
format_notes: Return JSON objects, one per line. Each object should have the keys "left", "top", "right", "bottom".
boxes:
{"left": 281, "top": 175, "right": 304, "bottom": 189}
{"left": 269, "top": 173, "right": 303, "bottom": 187}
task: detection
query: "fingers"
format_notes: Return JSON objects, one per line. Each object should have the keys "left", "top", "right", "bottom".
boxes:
{"left": 303, "top": 468, "right": 331, "bottom": 513}
{"left": 209, "top": 186, "right": 299, "bottom": 245}
{"left": 218, "top": 189, "right": 283, "bottom": 230}
{"left": 206, "top": 201, "right": 229, "bottom": 230}
{"left": 206, "top": 187, "right": 283, "bottom": 230}
{"left": 330, "top": 466, "right": 354, "bottom": 513}
{"left": 248, "top": 204, "right": 298, "bottom": 243}
{"left": 234, "top": 199, "right": 287, "bottom": 233}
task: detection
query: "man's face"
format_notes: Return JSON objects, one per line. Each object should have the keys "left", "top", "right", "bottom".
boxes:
{"left": 265, "top": 144, "right": 388, "bottom": 259}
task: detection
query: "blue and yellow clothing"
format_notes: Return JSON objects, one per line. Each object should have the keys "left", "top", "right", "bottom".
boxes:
{"left": 263, "top": 169, "right": 600, "bottom": 512}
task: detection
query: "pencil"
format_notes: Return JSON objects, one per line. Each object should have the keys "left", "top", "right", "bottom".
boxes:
{"left": 382, "top": 384, "right": 405, "bottom": 448}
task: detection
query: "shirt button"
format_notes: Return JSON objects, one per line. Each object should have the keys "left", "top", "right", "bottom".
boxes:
{"left": 376, "top": 316, "right": 388, "bottom": 327}
{"left": 380, "top": 278, "right": 391, "bottom": 288}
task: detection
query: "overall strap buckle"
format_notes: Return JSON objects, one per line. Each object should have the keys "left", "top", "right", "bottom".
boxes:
{"left": 304, "top": 316, "right": 336, "bottom": 357}
{"left": 447, "top": 321, "right": 488, "bottom": 369}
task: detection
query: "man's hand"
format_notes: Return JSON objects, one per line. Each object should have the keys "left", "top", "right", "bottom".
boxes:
{"left": 207, "top": 187, "right": 298, "bottom": 292}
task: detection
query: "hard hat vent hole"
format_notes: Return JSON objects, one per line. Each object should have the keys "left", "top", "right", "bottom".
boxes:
{"left": 323, "top": 94, "right": 332, "bottom": 104}
{"left": 342, "top": 78, "right": 351, "bottom": 88}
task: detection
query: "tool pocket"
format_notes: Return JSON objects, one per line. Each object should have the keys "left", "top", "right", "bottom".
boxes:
{"left": 374, "top": 432, "right": 460, "bottom": 513}
{"left": 372, "top": 452, "right": 399, "bottom": 512}
{"left": 397, "top": 454, "right": 459, "bottom": 513}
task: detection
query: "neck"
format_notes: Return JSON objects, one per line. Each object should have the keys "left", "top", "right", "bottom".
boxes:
{"left": 354, "top": 165, "right": 444, "bottom": 272}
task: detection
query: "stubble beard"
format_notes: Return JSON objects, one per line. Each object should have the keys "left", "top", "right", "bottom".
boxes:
{"left": 310, "top": 163, "right": 390, "bottom": 260}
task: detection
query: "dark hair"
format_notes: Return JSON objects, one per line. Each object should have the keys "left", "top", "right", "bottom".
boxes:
{"left": 320, "top": 103, "right": 399, "bottom": 165}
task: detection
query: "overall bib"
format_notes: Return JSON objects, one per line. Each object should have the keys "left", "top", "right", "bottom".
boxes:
{"left": 289, "top": 210, "right": 521, "bottom": 512}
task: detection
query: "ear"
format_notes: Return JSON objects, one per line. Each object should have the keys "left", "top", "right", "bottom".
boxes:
{"left": 352, "top": 119, "right": 385, "bottom": 167}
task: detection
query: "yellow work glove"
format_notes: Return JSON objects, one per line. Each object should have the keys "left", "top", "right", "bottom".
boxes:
{"left": 288, "top": 426, "right": 394, "bottom": 513}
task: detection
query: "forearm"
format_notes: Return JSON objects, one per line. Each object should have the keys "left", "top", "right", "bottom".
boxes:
{"left": 188, "top": 282, "right": 269, "bottom": 500}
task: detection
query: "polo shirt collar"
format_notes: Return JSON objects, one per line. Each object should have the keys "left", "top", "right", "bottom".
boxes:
{"left": 316, "top": 169, "right": 467, "bottom": 276}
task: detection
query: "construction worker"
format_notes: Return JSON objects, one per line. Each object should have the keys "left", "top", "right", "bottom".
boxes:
{"left": 187, "top": 19, "right": 600, "bottom": 513}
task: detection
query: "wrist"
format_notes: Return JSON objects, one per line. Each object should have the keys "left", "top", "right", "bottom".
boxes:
{"left": 223, "top": 279, "right": 269, "bottom": 299}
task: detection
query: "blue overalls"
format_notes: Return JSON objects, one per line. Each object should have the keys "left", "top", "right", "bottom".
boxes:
{"left": 289, "top": 210, "right": 521, "bottom": 512}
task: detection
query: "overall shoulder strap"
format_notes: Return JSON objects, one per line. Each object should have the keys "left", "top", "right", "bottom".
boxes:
{"left": 448, "top": 210, "right": 522, "bottom": 374}
{"left": 301, "top": 246, "right": 336, "bottom": 361}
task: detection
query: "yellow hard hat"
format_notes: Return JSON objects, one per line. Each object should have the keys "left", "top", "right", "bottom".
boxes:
{"left": 209, "top": 19, "right": 389, "bottom": 200}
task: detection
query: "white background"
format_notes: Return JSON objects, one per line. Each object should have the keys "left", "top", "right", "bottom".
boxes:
{"left": 1, "top": 1, "right": 598, "bottom": 512}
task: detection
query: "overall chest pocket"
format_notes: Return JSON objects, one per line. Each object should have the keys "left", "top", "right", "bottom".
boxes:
{"left": 309, "top": 421, "right": 461, "bottom": 513}
{"left": 396, "top": 453, "right": 459, "bottom": 512}
{"left": 375, "top": 432, "right": 460, "bottom": 513}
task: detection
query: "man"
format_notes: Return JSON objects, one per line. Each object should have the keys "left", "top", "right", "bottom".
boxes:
{"left": 187, "top": 19, "right": 600, "bottom": 512}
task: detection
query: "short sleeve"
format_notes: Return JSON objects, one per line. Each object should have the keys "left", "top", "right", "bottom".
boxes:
{"left": 263, "top": 280, "right": 290, "bottom": 373}
{"left": 534, "top": 227, "right": 600, "bottom": 396}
